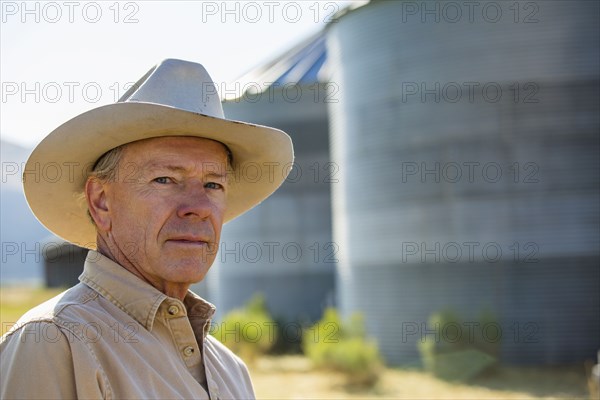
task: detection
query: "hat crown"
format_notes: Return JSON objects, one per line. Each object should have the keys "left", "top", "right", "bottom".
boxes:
{"left": 119, "top": 58, "right": 224, "bottom": 119}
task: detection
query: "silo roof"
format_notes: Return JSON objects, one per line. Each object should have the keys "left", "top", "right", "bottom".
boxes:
{"left": 230, "top": 29, "right": 328, "bottom": 93}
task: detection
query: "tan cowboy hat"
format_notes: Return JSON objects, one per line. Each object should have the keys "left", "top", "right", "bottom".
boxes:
{"left": 23, "top": 59, "right": 294, "bottom": 249}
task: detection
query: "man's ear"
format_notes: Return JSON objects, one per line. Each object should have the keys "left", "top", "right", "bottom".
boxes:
{"left": 85, "top": 178, "right": 111, "bottom": 232}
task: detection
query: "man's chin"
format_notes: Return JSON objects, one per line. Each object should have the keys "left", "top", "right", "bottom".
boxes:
{"left": 163, "top": 259, "right": 214, "bottom": 283}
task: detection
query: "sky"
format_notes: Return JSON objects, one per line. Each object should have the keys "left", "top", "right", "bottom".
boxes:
{"left": 1, "top": 0, "right": 352, "bottom": 148}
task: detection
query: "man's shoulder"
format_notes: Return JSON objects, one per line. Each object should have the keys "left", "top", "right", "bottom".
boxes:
{"left": 3, "top": 283, "right": 98, "bottom": 337}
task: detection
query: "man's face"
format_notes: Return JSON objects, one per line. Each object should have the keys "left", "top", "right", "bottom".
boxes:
{"left": 101, "top": 136, "right": 229, "bottom": 287}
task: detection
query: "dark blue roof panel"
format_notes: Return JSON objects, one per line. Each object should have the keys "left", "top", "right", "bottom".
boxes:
{"left": 230, "top": 30, "right": 328, "bottom": 96}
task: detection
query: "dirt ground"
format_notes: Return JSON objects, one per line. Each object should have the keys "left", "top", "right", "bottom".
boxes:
{"left": 250, "top": 356, "right": 591, "bottom": 400}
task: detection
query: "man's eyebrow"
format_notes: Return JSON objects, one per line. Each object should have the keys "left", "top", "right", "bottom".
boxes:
{"left": 146, "top": 163, "right": 228, "bottom": 178}
{"left": 204, "top": 171, "right": 228, "bottom": 180}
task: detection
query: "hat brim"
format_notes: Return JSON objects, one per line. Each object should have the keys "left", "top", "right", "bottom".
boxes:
{"left": 23, "top": 102, "right": 294, "bottom": 250}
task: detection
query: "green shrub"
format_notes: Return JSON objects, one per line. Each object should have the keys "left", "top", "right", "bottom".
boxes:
{"left": 268, "top": 315, "right": 310, "bottom": 355}
{"left": 418, "top": 309, "right": 500, "bottom": 381}
{"left": 211, "top": 294, "right": 276, "bottom": 362}
{"left": 303, "top": 308, "right": 383, "bottom": 387}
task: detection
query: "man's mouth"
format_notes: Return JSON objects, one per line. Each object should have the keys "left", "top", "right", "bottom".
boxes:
{"left": 167, "top": 236, "right": 211, "bottom": 245}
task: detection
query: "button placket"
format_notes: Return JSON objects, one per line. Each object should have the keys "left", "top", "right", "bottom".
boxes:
{"left": 163, "top": 301, "right": 200, "bottom": 368}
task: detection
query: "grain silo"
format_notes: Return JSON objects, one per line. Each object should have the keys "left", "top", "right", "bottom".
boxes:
{"left": 327, "top": 0, "right": 599, "bottom": 365}
{"left": 199, "top": 31, "right": 335, "bottom": 325}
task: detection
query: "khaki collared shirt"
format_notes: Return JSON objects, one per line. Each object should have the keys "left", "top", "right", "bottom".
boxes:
{"left": 0, "top": 251, "right": 255, "bottom": 400}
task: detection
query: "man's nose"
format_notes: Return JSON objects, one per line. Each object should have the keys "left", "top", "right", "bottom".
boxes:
{"left": 176, "top": 182, "right": 213, "bottom": 219}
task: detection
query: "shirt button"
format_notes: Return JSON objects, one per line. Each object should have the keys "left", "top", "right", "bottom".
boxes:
{"left": 168, "top": 305, "right": 179, "bottom": 315}
{"left": 183, "top": 346, "right": 195, "bottom": 357}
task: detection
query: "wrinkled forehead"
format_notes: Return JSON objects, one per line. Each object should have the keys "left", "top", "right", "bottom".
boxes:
{"left": 120, "top": 136, "right": 232, "bottom": 165}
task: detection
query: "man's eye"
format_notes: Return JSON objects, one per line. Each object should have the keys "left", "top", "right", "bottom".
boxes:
{"left": 153, "top": 177, "right": 172, "bottom": 184}
{"left": 205, "top": 182, "right": 223, "bottom": 190}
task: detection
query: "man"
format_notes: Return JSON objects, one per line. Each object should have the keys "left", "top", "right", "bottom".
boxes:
{"left": 0, "top": 59, "right": 293, "bottom": 399}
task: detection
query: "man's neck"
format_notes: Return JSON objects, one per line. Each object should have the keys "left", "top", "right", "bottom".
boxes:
{"left": 95, "top": 235, "right": 191, "bottom": 301}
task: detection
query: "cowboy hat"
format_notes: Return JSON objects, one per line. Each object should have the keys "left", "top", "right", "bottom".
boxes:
{"left": 23, "top": 58, "right": 294, "bottom": 249}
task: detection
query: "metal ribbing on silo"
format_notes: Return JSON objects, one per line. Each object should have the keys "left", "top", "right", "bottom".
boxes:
{"left": 327, "top": 0, "right": 599, "bottom": 365}
{"left": 199, "top": 32, "right": 335, "bottom": 325}
{"left": 212, "top": 89, "right": 334, "bottom": 324}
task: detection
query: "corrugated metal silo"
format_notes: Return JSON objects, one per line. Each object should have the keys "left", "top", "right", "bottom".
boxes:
{"left": 198, "top": 31, "right": 335, "bottom": 325}
{"left": 327, "top": 0, "right": 599, "bottom": 365}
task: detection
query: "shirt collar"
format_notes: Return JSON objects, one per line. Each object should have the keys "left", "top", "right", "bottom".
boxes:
{"left": 79, "top": 250, "right": 216, "bottom": 336}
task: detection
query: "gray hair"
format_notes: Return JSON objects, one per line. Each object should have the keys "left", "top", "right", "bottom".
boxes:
{"left": 83, "top": 145, "right": 126, "bottom": 225}
{"left": 90, "top": 145, "right": 126, "bottom": 183}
